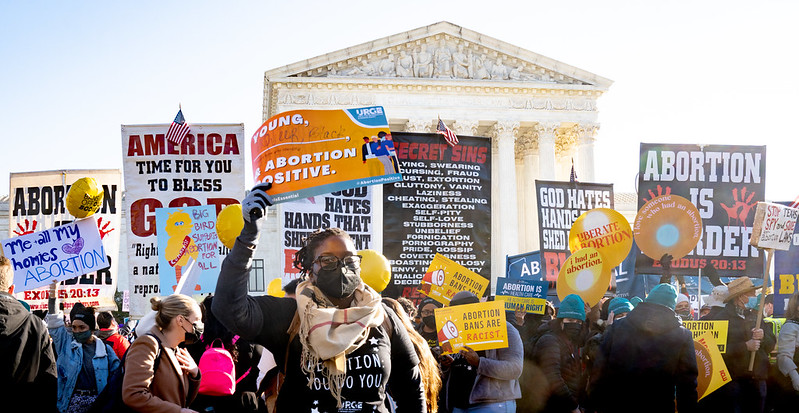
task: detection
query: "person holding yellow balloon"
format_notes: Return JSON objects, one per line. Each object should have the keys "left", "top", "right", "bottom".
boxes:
{"left": 213, "top": 183, "right": 425, "bottom": 413}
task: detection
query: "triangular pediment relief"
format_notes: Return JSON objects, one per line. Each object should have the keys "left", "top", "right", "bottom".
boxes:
{"left": 265, "top": 22, "right": 612, "bottom": 89}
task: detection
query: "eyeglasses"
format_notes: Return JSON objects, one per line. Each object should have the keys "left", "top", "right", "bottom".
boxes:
{"left": 420, "top": 310, "right": 435, "bottom": 317}
{"left": 314, "top": 254, "right": 362, "bottom": 271}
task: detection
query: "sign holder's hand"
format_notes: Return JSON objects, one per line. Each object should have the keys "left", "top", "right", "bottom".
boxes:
{"left": 239, "top": 183, "right": 273, "bottom": 246}
{"left": 460, "top": 346, "right": 480, "bottom": 368}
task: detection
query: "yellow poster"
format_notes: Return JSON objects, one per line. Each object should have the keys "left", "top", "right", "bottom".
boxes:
{"left": 556, "top": 247, "right": 609, "bottom": 306}
{"left": 419, "top": 253, "right": 489, "bottom": 305}
{"left": 695, "top": 331, "right": 731, "bottom": 400}
{"left": 250, "top": 106, "right": 402, "bottom": 203}
{"left": 434, "top": 301, "right": 508, "bottom": 355}
{"left": 683, "top": 320, "right": 729, "bottom": 353}
{"left": 569, "top": 208, "right": 633, "bottom": 269}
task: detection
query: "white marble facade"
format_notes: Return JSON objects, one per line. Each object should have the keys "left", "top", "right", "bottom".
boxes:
{"left": 261, "top": 21, "right": 612, "bottom": 284}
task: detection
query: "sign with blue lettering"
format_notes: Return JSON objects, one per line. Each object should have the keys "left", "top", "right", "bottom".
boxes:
{"left": 495, "top": 278, "right": 549, "bottom": 314}
{"left": 506, "top": 250, "right": 541, "bottom": 280}
{"left": 3, "top": 217, "right": 107, "bottom": 291}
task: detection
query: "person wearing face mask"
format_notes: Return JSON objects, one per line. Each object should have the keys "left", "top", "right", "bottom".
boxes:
{"left": 676, "top": 294, "right": 694, "bottom": 321}
{"left": 590, "top": 283, "right": 697, "bottom": 413}
{"left": 122, "top": 294, "right": 203, "bottom": 412}
{"left": 213, "top": 184, "right": 425, "bottom": 413}
{"left": 417, "top": 297, "right": 443, "bottom": 348}
{"left": 46, "top": 283, "right": 121, "bottom": 413}
{"left": 533, "top": 294, "right": 586, "bottom": 413}
{"left": 700, "top": 277, "right": 775, "bottom": 413}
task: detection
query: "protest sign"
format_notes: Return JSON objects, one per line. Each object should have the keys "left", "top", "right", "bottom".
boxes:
{"left": 383, "top": 132, "right": 491, "bottom": 304}
{"left": 495, "top": 278, "right": 548, "bottom": 314}
{"left": 3, "top": 217, "right": 107, "bottom": 292}
{"left": 506, "top": 250, "right": 542, "bottom": 280}
{"left": 557, "top": 247, "right": 609, "bottom": 306}
{"left": 251, "top": 106, "right": 402, "bottom": 203}
{"left": 9, "top": 170, "right": 121, "bottom": 310}
{"left": 749, "top": 202, "right": 798, "bottom": 250}
{"left": 280, "top": 187, "right": 375, "bottom": 284}
{"left": 535, "top": 180, "right": 613, "bottom": 281}
{"left": 155, "top": 205, "right": 219, "bottom": 294}
{"left": 434, "top": 300, "right": 508, "bottom": 355}
{"left": 694, "top": 331, "right": 732, "bottom": 400}
{"left": 419, "top": 254, "right": 489, "bottom": 306}
{"left": 637, "top": 144, "right": 766, "bottom": 276}
{"left": 569, "top": 208, "right": 632, "bottom": 269}
{"left": 684, "top": 320, "right": 729, "bottom": 353}
{"left": 122, "top": 123, "right": 245, "bottom": 316}
{"left": 634, "top": 194, "right": 703, "bottom": 262}
{"left": 774, "top": 201, "right": 799, "bottom": 316}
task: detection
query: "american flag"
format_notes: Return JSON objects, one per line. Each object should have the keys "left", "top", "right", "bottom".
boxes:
{"left": 436, "top": 118, "right": 458, "bottom": 147}
{"left": 166, "top": 108, "right": 190, "bottom": 146}
{"left": 570, "top": 159, "right": 578, "bottom": 183}
{"left": 791, "top": 194, "right": 799, "bottom": 209}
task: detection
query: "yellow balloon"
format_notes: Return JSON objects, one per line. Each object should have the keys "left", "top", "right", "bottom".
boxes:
{"left": 569, "top": 208, "right": 633, "bottom": 269}
{"left": 556, "top": 247, "right": 610, "bottom": 307}
{"left": 358, "top": 249, "right": 391, "bottom": 293}
{"left": 216, "top": 204, "right": 244, "bottom": 249}
{"left": 66, "top": 177, "right": 104, "bottom": 218}
{"left": 267, "top": 278, "right": 285, "bottom": 297}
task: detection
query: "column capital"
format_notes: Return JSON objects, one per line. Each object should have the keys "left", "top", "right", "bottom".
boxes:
{"left": 492, "top": 121, "right": 521, "bottom": 140}
{"left": 535, "top": 121, "right": 560, "bottom": 143}
{"left": 577, "top": 123, "right": 599, "bottom": 144}
{"left": 406, "top": 119, "right": 434, "bottom": 133}
{"left": 555, "top": 125, "right": 580, "bottom": 157}
{"left": 515, "top": 130, "right": 538, "bottom": 160}
{"left": 453, "top": 120, "right": 479, "bottom": 136}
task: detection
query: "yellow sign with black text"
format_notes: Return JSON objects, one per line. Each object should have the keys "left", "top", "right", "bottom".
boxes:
{"left": 684, "top": 320, "right": 729, "bottom": 353}
{"left": 434, "top": 301, "right": 508, "bottom": 355}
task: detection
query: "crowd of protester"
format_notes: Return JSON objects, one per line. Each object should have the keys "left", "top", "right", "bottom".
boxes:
{"left": 3, "top": 186, "right": 799, "bottom": 413}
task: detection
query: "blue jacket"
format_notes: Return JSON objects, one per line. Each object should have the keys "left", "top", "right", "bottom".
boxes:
{"left": 47, "top": 313, "right": 121, "bottom": 412}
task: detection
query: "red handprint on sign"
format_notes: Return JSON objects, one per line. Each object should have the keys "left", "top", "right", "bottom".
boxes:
{"left": 96, "top": 217, "right": 115, "bottom": 240}
{"left": 720, "top": 187, "right": 757, "bottom": 227}
{"left": 13, "top": 219, "right": 38, "bottom": 236}
{"left": 643, "top": 185, "right": 672, "bottom": 203}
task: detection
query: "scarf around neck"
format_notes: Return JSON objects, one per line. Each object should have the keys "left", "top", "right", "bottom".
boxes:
{"left": 295, "top": 279, "right": 385, "bottom": 406}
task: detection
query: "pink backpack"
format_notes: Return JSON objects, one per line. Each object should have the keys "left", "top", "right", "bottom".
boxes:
{"left": 198, "top": 338, "right": 248, "bottom": 396}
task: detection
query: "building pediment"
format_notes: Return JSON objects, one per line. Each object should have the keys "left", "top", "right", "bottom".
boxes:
{"left": 265, "top": 22, "right": 612, "bottom": 89}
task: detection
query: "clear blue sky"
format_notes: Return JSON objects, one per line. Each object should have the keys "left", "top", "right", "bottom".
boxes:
{"left": 1, "top": 1, "right": 797, "bottom": 201}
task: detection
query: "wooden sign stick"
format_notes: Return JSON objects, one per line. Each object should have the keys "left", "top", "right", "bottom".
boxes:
{"left": 748, "top": 247, "right": 774, "bottom": 371}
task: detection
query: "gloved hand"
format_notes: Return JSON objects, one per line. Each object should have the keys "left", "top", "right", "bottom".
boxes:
{"left": 790, "top": 369, "right": 799, "bottom": 392}
{"left": 239, "top": 183, "right": 273, "bottom": 245}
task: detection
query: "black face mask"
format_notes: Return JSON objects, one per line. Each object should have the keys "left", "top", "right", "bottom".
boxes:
{"left": 563, "top": 323, "right": 582, "bottom": 342}
{"left": 181, "top": 319, "right": 204, "bottom": 345}
{"left": 423, "top": 315, "right": 437, "bottom": 329}
{"left": 315, "top": 266, "right": 361, "bottom": 299}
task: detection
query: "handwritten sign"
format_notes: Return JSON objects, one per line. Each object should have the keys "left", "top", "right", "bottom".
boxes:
{"left": 495, "top": 278, "right": 548, "bottom": 314}
{"left": 2, "top": 218, "right": 107, "bottom": 291}
{"left": 694, "top": 331, "right": 731, "bottom": 400}
{"left": 434, "top": 300, "right": 508, "bottom": 355}
{"left": 419, "top": 253, "right": 489, "bottom": 305}
{"left": 251, "top": 106, "right": 403, "bottom": 203}
{"left": 684, "top": 320, "right": 729, "bottom": 353}
{"left": 750, "top": 202, "right": 799, "bottom": 250}
{"left": 155, "top": 205, "right": 219, "bottom": 294}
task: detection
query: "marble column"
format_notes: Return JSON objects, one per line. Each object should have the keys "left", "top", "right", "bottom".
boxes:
{"left": 516, "top": 131, "right": 539, "bottom": 252}
{"left": 577, "top": 123, "right": 598, "bottom": 182}
{"left": 494, "top": 121, "right": 521, "bottom": 261}
{"left": 536, "top": 122, "right": 559, "bottom": 180}
{"left": 453, "top": 120, "right": 479, "bottom": 137}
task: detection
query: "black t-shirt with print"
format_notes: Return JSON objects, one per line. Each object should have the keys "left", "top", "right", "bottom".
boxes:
{"left": 248, "top": 297, "right": 423, "bottom": 413}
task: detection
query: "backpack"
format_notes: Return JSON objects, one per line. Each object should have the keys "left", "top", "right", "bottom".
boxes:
{"left": 88, "top": 333, "right": 162, "bottom": 413}
{"left": 198, "top": 338, "right": 242, "bottom": 396}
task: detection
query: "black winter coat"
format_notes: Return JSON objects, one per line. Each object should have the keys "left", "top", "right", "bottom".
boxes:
{"left": 533, "top": 320, "right": 583, "bottom": 413}
{"left": 0, "top": 292, "right": 57, "bottom": 412}
{"left": 705, "top": 302, "right": 775, "bottom": 380}
{"left": 590, "top": 302, "right": 698, "bottom": 413}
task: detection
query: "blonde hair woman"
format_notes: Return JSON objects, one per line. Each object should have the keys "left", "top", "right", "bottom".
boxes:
{"left": 122, "top": 294, "right": 203, "bottom": 412}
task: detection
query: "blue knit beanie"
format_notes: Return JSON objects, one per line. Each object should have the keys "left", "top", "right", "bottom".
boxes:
{"left": 557, "top": 294, "right": 586, "bottom": 321}
{"left": 630, "top": 296, "right": 643, "bottom": 307}
{"left": 608, "top": 297, "right": 634, "bottom": 315}
{"left": 646, "top": 284, "right": 678, "bottom": 310}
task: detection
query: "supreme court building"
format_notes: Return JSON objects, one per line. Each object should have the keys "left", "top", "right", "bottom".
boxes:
{"left": 257, "top": 21, "right": 614, "bottom": 286}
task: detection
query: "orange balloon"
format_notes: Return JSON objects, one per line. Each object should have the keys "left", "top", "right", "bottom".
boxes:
{"left": 633, "top": 195, "right": 702, "bottom": 261}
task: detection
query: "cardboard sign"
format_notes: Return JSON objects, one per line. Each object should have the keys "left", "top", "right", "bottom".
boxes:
{"left": 155, "top": 205, "right": 219, "bottom": 294}
{"left": 634, "top": 194, "right": 702, "bottom": 261}
{"left": 434, "top": 300, "right": 508, "bottom": 355}
{"left": 3, "top": 217, "right": 107, "bottom": 291}
{"left": 557, "top": 247, "right": 609, "bottom": 306}
{"left": 683, "top": 320, "right": 729, "bottom": 353}
{"left": 495, "top": 278, "right": 548, "bottom": 314}
{"left": 251, "top": 106, "right": 403, "bottom": 203}
{"left": 749, "top": 202, "right": 799, "bottom": 250}
{"left": 569, "top": 208, "right": 633, "bottom": 269}
{"left": 694, "top": 331, "right": 732, "bottom": 400}
{"left": 419, "top": 254, "right": 489, "bottom": 305}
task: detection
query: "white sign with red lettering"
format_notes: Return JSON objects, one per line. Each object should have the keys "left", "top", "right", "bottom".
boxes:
{"left": 750, "top": 202, "right": 799, "bottom": 250}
